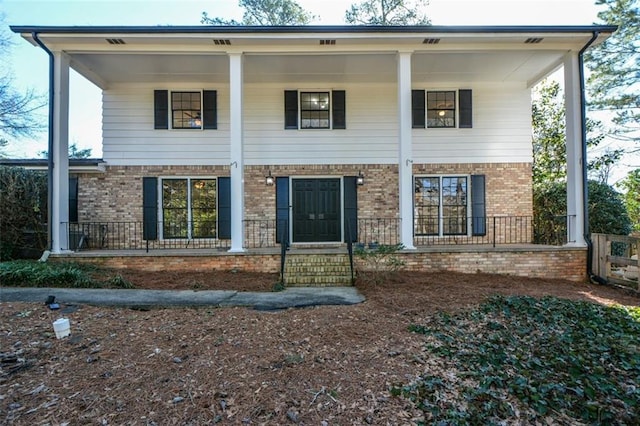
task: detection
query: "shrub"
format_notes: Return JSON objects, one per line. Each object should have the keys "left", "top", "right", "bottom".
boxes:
{"left": 0, "top": 166, "right": 47, "bottom": 260}
{"left": 354, "top": 243, "right": 405, "bottom": 284}
{"left": 0, "top": 260, "right": 135, "bottom": 289}
{"left": 534, "top": 180, "right": 632, "bottom": 244}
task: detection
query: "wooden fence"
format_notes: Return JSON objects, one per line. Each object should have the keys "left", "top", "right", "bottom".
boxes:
{"left": 591, "top": 233, "right": 639, "bottom": 290}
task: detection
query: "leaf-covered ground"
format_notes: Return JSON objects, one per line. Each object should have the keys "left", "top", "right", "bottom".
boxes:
{"left": 1, "top": 271, "right": 639, "bottom": 424}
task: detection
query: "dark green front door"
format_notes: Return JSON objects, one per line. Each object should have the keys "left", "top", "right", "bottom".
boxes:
{"left": 292, "top": 178, "right": 341, "bottom": 243}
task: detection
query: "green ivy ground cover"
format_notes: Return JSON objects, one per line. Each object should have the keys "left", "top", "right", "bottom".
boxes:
{"left": 396, "top": 296, "right": 640, "bottom": 425}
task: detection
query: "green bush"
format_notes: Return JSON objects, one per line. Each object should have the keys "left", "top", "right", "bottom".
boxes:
{"left": 0, "top": 260, "right": 134, "bottom": 289}
{"left": 534, "top": 180, "right": 632, "bottom": 244}
{"left": 0, "top": 166, "right": 47, "bottom": 260}
{"left": 354, "top": 243, "right": 405, "bottom": 284}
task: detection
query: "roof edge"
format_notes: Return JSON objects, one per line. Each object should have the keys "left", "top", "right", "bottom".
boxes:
{"left": 10, "top": 24, "right": 618, "bottom": 35}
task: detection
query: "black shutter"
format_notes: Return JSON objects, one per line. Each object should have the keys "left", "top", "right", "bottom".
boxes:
{"left": 471, "top": 174, "right": 486, "bottom": 236}
{"left": 284, "top": 90, "right": 298, "bottom": 129}
{"left": 332, "top": 90, "right": 346, "bottom": 129}
{"left": 218, "top": 177, "right": 231, "bottom": 239}
{"left": 344, "top": 176, "right": 358, "bottom": 242}
{"left": 143, "top": 177, "right": 158, "bottom": 240}
{"left": 275, "top": 177, "right": 289, "bottom": 244}
{"left": 412, "top": 90, "right": 426, "bottom": 128}
{"left": 69, "top": 176, "right": 78, "bottom": 223}
{"left": 203, "top": 90, "right": 217, "bottom": 130}
{"left": 459, "top": 89, "right": 473, "bottom": 128}
{"left": 154, "top": 90, "right": 169, "bottom": 129}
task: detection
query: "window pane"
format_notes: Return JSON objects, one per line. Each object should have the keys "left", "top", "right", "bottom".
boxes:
{"left": 300, "top": 92, "right": 330, "bottom": 129}
{"left": 427, "top": 91, "right": 456, "bottom": 128}
{"left": 442, "top": 177, "right": 467, "bottom": 235}
{"left": 191, "top": 179, "right": 217, "bottom": 238}
{"left": 162, "top": 179, "right": 188, "bottom": 238}
{"left": 414, "top": 177, "right": 440, "bottom": 235}
{"left": 171, "top": 92, "right": 202, "bottom": 129}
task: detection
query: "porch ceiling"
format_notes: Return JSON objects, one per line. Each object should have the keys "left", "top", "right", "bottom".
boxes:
{"left": 67, "top": 50, "right": 567, "bottom": 87}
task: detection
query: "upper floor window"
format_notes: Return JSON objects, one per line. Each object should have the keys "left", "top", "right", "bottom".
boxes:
{"left": 172, "top": 92, "right": 202, "bottom": 129}
{"left": 153, "top": 90, "right": 217, "bottom": 130}
{"left": 427, "top": 91, "right": 456, "bottom": 128}
{"left": 412, "top": 89, "right": 472, "bottom": 129}
{"left": 300, "top": 92, "right": 330, "bottom": 129}
{"left": 284, "top": 90, "right": 346, "bottom": 130}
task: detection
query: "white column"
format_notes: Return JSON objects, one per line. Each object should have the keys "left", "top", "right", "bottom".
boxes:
{"left": 564, "top": 52, "right": 586, "bottom": 247}
{"left": 51, "top": 51, "right": 70, "bottom": 253}
{"left": 228, "top": 52, "right": 245, "bottom": 252}
{"left": 397, "top": 51, "right": 416, "bottom": 250}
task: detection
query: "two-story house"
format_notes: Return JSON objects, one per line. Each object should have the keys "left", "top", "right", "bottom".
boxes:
{"left": 10, "top": 25, "right": 616, "bottom": 282}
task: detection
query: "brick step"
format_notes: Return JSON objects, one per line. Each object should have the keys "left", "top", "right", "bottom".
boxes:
{"left": 286, "top": 255, "right": 350, "bottom": 264}
{"left": 285, "top": 275, "right": 353, "bottom": 287}
{"left": 283, "top": 254, "right": 354, "bottom": 287}
{"left": 285, "top": 266, "right": 351, "bottom": 274}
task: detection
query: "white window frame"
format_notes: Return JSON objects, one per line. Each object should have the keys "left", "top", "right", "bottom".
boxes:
{"left": 158, "top": 176, "right": 218, "bottom": 240}
{"left": 414, "top": 174, "right": 471, "bottom": 237}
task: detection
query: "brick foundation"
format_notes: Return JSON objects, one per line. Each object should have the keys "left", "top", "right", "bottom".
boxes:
{"left": 57, "top": 246, "right": 587, "bottom": 282}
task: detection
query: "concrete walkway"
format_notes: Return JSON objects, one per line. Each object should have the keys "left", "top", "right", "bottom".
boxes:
{"left": 0, "top": 287, "right": 365, "bottom": 311}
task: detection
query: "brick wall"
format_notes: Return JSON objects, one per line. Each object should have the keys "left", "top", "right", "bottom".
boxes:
{"left": 77, "top": 165, "right": 230, "bottom": 223}
{"left": 58, "top": 247, "right": 586, "bottom": 282}
{"left": 77, "top": 162, "right": 531, "bottom": 223}
{"left": 397, "top": 248, "right": 587, "bottom": 282}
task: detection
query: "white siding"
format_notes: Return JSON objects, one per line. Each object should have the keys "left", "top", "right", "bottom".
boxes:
{"left": 413, "top": 83, "right": 533, "bottom": 164}
{"left": 102, "top": 81, "right": 533, "bottom": 166}
{"left": 243, "top": 83, "right": 398, "bottom": 165}
{"left": 103, "top": 83, "right": 231, "bottom": 166}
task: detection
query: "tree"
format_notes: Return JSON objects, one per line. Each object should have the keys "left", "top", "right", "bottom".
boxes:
{"left": 586, "top": 0, "right": 640, "bottom": 151}
{"left": 201, "top": 0, "right": 316, "bottom": 26}
{"left": 532, "top": 79, "right": 621, "bottom": 186}
{"left": 532, "top": 80, "right": 567, "bottom": 186}
{"left": 39, "top": 142, "right": 93, "bottom": 159}
{"left": 0, "top": 17, "right": 45, "bottom": 148}
{"left": 617, "top": 168, "right": 640, "bottom": 233}
{"left": 532, "top": 79, "right": 629, "bottom": 242}
{"left": 345, "top": 0, "right": 431, "bottom": 25}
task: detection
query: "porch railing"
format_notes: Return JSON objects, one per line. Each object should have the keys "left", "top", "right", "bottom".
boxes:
{"left": 61, "top": 215, "right": 572, "bottom": 252}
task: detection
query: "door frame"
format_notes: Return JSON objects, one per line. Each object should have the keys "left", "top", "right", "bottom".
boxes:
{"left": 289, "top": 176, "right": 344, "bottom": 244}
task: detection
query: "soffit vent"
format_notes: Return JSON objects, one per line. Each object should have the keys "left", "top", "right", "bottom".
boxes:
{"left": 423, "top": 38, "right": 441, "bottom": 44}
{"left": 106, "top": 38, "right": 126, "bottom": 45}
{"left": 213, "top": 39, "right": 232, "bottom": 45}
{"left": 320, "top": 39, "right": 336, "bottom": 45}
{"left": 524, "top": 37, "right": 544, "bottom": 44}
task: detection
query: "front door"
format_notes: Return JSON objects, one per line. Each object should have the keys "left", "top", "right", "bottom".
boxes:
{"left": 292, "top": 178, "right": 341, "bottom": 243}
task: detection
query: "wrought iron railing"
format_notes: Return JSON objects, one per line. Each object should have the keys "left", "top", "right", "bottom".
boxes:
{"left": 61, "top": 215, "right": 573, "bottom": 252}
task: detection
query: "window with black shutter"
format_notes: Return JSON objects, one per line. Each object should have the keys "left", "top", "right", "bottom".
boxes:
{"left": 284, "top": 90, "right": 346, "bottom": 130}
{"left": 412, "top": 89, "right": 473, "bottom": 129}
{"left": 154, "top": 90, "right": 218, "bottom": 130}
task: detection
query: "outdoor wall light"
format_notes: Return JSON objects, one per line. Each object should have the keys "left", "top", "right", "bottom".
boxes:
{"left": 265, "top": 170, "right": 275, "bottom": 186}
{"left": 356, "top": 171, "right": 365, "bottom": 186}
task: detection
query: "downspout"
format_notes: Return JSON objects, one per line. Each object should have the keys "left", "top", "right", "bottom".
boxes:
{"left": 32, "top": 32, "right": 54, "bottom": 252}
{"left": 578, "top": 31, "right": 606, "bottom": 284}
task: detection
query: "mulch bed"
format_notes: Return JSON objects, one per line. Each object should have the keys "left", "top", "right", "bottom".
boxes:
{"left": 1, "top": 271, "right": 638, "bottom": 424}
